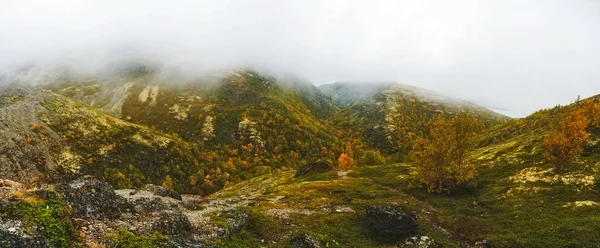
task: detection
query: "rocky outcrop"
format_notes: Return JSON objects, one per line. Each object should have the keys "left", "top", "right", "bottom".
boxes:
{"left": 55, "top": 175, "right": 133, "bottom": 220}
{"left": 294, "top": 161, "right": 333, "bottom": 177}
{"left": 366, "top": 205, "right": 418, "bottom": 242}
{"left": 0, "top": 219, "right": 51, "bottom": 248}
{"left": 142, "top": 184, "right": 182, "bottom": 200}
{"left": 152, "top": 210, "right": 192, "bottom": 235}
{"left": 289, "top": 233, "right": 325, "bottom": 248}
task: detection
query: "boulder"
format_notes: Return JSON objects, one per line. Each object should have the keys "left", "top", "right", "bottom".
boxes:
{"left": 55, "top": 175, "right": 133, "bottom": 219}
{"left": 133, "top": 197, "right": 171, "bottom": 213}
{"left": 294, "top": 161, "right": 332, "bottom": 177}
{"left": 227, "top": 210, "right": 249, "bottom": 233}
{"left": 366, "top": 205, "right": 418, "bottom": 242}
{"left": 152, "top": 210, "right": 192, "bottom": 235}
{"left": 0, "top": 219, "right": 51, "bottom": 248}
{"left": 289, "top": 233, "right": 325, "bottom": 248}
{"left": 142, "top": 184, "right": 182, "bottom": 200}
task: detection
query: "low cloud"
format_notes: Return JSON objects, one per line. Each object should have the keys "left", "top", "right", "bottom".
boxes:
{"left": 1, "top": 0, "right": 599, "bottom": 116}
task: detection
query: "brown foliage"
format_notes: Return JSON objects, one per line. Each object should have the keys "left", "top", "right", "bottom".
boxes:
{"left": 410, "top": 112, "right": 482, "bottom": 194}
{"left": 543, "top": 108, "right": 590, "bottom": 173}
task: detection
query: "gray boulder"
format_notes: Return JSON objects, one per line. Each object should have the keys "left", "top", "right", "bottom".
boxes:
{"left": 142, "top": 184, "right": 182, "bottom": 200}
{"left": 289, "top": 233, "right": 325, "bottom": 248}
{"left": 152, "top": 210, "right": 192, "bottom": 235}
{"left": 55, "top": 175, "right": 133, "bottom": 219}
{"left": 0, "top": 219, "right": 51, "bottom": 248}
{"left": 227, "top": 210, "right": 249, "bottom": 233}
{"left": 366, "top": 205, "right": 418, "bottom": 242}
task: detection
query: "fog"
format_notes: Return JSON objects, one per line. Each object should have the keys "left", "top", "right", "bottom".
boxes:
{"left": 1, "top": 0, "right": 600, "bottom": 117}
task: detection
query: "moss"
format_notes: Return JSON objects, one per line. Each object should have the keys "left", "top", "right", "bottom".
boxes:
{"left": 9, "top": 198, "right": 81, "bottom": 247}
{"left": 103, "top": 227, "right": 167, "bottom": 248}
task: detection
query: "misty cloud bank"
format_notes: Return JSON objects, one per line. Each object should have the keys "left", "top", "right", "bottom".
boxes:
{"left": 1, "top": 0, "right": 599, "bottom": 117}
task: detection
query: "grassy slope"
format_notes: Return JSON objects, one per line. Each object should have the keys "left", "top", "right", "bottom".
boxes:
{"left": 214, "top": 97, "right": 600, "bottom": 247}
{"left": 328, "top": 85, "right": 509, "bottom": 156}
{"left": 211, "top": 164, "right": 461, "bottom": 248}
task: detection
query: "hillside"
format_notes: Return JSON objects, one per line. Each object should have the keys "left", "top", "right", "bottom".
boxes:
{"left": 3, "top": 67, "right": 599, "bottom": 247}
{"left": 320, "top": 82, "right": 510, "bottom": 156}
{"left": 207, "top": 95, "right": 600, "bottom": 247}
{"left": 1, "top": 67, "right": 354, "bottom": 196}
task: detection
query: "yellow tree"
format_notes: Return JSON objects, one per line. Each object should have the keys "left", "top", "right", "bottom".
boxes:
{"left": 543, "top": 108, "right": 590, "bottom": 173}
{"left": 162, "top": 175, "right": 173, "bottom": 189}
{"left": 410, "top": 112, "right": 481, "bottom": 194}
{"left": 338, "top": 153, "right": 354, "bottom": 171}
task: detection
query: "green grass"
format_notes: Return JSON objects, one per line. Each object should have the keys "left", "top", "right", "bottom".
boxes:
{"left": 8, "top": 198, "right": 81, "bottom": 247}
{"left": 216, "top": 156, "right": 600, "bottom": 248}
{"left": 103, "top": 227, "right": 167, "bottom": 248}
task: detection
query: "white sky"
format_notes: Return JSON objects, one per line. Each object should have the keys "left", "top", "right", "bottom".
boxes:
{"left": 1, "top": 0, "right": 599, "bottom": 117}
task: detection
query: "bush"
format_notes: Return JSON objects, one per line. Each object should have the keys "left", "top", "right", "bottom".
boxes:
{"left": 358, "top": 150, "right": 386, "bottom": 165}
{"left": 410, "top": 112, "right": 481, "bottom": 194}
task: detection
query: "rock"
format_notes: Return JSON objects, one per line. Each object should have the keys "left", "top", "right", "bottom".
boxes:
{"left": 0, "top": 179, "right": 24, "bottom": 189}
{"left": 294, "top": 161, "right": 332, "bottom": 177}
{"left": 55, "top": 175, "right": 133, "bottom": 219}
{"left": 152, "top": 210, "right": 192, "bottom": 235}
{"left": 133, "top": 197, "right": 170, "bottom": 213}
{"left": 142, "top": 184, "right": 182, "bottom": 200}
{"left": 366, "top": 205, "right": 418, "bottom": 242}
{"left": 0, "top": 219, "right": 51, "bottom": 248}
{"left": 227, "top": 210, "right": 249, "bottom": 233}
{"left": 289, "top": 233, "right": 325, "bottom": 248}
{"left": 399, "top": 236, "right": 441, "bottom": 248}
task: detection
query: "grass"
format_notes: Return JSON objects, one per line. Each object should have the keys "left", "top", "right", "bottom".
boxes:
{"left": 103, "top": 227, "right": 167, "bottom": 248}
{"left": 8, "top": 198, "right": 81, "bottom": 247}
{"left": 214, "top": 153, "right": 600, "bottom": 248}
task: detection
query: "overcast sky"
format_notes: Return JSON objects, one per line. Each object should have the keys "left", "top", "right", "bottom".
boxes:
{"left": 1, "top": 0, "right": 599, "bottom": 117}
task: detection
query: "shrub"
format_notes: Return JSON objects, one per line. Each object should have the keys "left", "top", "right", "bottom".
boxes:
{"left": 543, "top": 108, "right": 590, "bottom": 173}
{"left": 410, "top": 112, "right": 481, "bottom": 194}
{"left": 358, "top": 150, "right": 385, "bottom": 165}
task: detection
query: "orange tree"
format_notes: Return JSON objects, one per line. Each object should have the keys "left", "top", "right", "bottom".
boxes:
{"left": 338, "top": 153, "right": 354, "bottom": 171}
{"left": 543, "top": 108, "right": 590, "bottom": 173}
{"left": 410, "top": 112, "right": 482, "bottom": 194}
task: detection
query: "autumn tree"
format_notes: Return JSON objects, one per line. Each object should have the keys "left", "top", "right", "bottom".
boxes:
{"left": 162, "top": 175, "right": 173, "bottom": 189}
{"left": 338, "top": 153, "right": 354, "bottom": 171}
{"left": 543, "top": 108, "right": 590, "bottom": 173}
{"left": 410, "top": 112, "right": 482, "bottom": 194}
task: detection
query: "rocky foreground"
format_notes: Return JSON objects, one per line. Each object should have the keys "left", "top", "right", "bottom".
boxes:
{"left": 0, "top": 169, "right": 439, "bottom": 248}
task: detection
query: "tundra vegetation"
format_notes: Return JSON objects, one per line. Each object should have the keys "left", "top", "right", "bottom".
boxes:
{"left": 2, "top": 69, "right": 600, "bottom": 247}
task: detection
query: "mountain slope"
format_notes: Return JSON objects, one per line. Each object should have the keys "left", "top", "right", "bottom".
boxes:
{"left": 320, "top": 82, "right": 510, "bottom": 156}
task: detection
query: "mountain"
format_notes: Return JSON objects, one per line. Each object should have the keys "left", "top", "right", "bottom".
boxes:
{"left": 1, "top": 66, "right": 351, "bottom": 196}
{"left": 319, "top": 82, "right": 510, "bottom": 156}
{"left": 4, "top": 65, "right": 598, "bottom": 247}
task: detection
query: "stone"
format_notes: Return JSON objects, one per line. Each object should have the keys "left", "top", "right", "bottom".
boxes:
{"left": 400, "top": 236, "right": 441, "bottom": 248}
{"left": 55, "top": 175, "right": 133, "bottom": 219}
{"left": 289, "top": 233, "right": 325, "bottom": 248}
{"left": 366, "top": 205, "right": 418, "bottom": 243}
{"left": 142, "top": 184, "right": 182, "bottom": 200}
{"left": 152, "top": 210, "right": 192, "bottom": 235}
{"left": 0, "top": 219, "right": 51, "bottom": 248}
{"left": 227, "top": 210, "right": 249, "bottom": 233}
